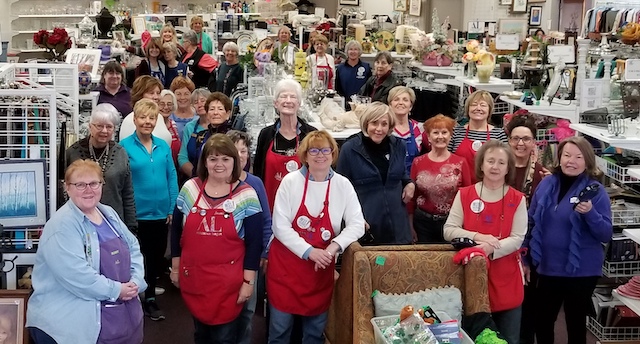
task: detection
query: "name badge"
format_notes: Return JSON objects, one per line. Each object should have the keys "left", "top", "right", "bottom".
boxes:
{"left": 472, "top": 140, "right": 483, "bottom": 151}
{"left": 470, "top": 199, "right": 485, "bottom": 213}
{"left": 297, "top": 216, "right": 311, "bottom": 230}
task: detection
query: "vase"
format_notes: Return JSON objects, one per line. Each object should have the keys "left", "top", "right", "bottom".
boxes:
{"left": 476, "top": 64, "right": 494, "bottom": 83}
{"left": 422, "top": 54, "right": 452, "bottom": 67}
{"left": 466, "top": 63, "right": 476, "bottom": 79}
{"left": 362, "top": 41, "right": 373, "bottom": 54}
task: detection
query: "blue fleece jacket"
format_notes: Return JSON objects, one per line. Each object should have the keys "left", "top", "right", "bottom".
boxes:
{"left": 120, "top": 133, "right": 179, "bottom": 220}
{"left": 244, "top": 172, "right": 273, "bottom": 258}
{"left": 524, "top": 172, "right": 612, "bottom": 277}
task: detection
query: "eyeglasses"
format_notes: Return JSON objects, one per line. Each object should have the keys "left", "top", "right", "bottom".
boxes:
{"left": 68, "top": 181, "right": 103, "bottom": 190}
{"left": 509, "top": 136, "right": 534, "bottom": 144}
{"left": 91, "top": 123, "right": 115, "bottom": 131}
{"left": 308, "top": 147, "right": 333, "bottom": 156}
{"left": 159, "top": 102, "right": 174, "bottom": 108}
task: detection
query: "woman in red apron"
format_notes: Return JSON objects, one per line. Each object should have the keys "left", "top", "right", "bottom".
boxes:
{"left": 389, "top": 86, "right": 422, "bottom": 175}
{"left": 170, "top": 134, "right": 264, "bottom": 343}
{"left": 443, "top": 140, "right": 528, "bottom": 344}
{"left": 306, "top": 35, "right": 336, "bottom": 90}
{"left": 450, "top": 90, "right": 508, "bottom": 183}
{"left": 267, "top": 131, "right": 364, "bottom": 344}
{"left": 253, "top": 79, "right": 317, "bottom": 211}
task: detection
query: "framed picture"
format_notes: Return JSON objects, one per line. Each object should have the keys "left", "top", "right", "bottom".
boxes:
{"left": 529, "top": 28, "right": 539, "bottom": 36}
{"left": 393, "top": 0, "right": 407, "bottom": 12}
{"left": 339, "top": 0, "right": 359, "bottom": 5}
{"left": 113, "top": 31, "right": 126, "bottom": 44}
{"left": 511, "top": 0, "right": 528, "bottom": 13}
{"left": 409, "top": 0, "right": 421, "bottom": 16}
{"left": 65, "top": 48, "right": 102, "bottom": 78}
{"left": 529, "top": 6, "right": 543, "bottom": 26}
{"left": 0, "top": 290, "right": 30, "bottom": 344}
{"left": 3, "top": 253, "right": 37, "bottom": 290}
{"left": 0, "top": 160, "right": 47, "bottom": 228}
{"left": 499, "top": 0, "right": 512, "bottom": 4}
{"left": 132, "top": 17, "right": 147, "bottom": 34}
{"left": 499, "top": 19, "right": 529, "bottom": 41}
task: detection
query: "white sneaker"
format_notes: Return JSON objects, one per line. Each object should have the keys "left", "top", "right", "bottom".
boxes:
{"left": 155, "top": 287, "right": 165, "bottom": 295}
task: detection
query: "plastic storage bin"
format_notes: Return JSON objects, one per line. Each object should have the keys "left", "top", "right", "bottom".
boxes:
{"left": 371, "top": 311, "right": 474, "bottom": 344}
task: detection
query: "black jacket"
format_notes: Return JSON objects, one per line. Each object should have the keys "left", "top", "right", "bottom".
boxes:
{"left": 358, "top": 72, "right": 402, "bottom": 104}
{"left": 253, "top": 117, "right": 317, "bottom": 180}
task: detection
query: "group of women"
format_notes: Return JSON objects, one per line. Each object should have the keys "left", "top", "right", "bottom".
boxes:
{"left": 27, "top": 71, "right": 611, "bottom": 344}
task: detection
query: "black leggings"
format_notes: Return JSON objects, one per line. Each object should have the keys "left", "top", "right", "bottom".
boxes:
{"left": 137, "top": 219, "right": 169, "bottom": 300}
{"left": 534, "top": 275, "right": 598, "bottom": 344}
{"left": 29, "top": 327, "right": 57, "bottom": 344}
{"left": 413, "top": 209, "right": 447, "bottom": 244}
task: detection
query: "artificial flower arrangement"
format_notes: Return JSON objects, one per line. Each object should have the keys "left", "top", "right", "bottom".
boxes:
{"left": 411, "top": 9, "right": 457, "bottom": 66}
{"left": 33, "top": 28, "right": 72, "bottom": 61}
{"left": 462, "top": 40, "right": 496, "bottom": 82}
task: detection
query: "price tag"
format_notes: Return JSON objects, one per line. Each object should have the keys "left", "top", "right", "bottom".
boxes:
{"left": 547, "top": 45, "right": 575, "bottom": 64}
{"left": 625, "top": 59, "right": 640, "bottom": 81}
{"left": 495, "top": 34, "right": 519, "bottom": 50}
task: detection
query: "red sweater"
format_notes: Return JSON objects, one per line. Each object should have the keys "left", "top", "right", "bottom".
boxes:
{"left": 408, "top": 153, "right": 472, "bottom": 216}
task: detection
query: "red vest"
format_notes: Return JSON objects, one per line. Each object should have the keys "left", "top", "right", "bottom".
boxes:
{"left": 459, "top": 185, "right": 525, "bottom": 312}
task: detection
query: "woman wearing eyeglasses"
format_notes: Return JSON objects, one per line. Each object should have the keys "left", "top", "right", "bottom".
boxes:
{"left": 120, "top": 99, "right": 179, "bottom": 322}
{"left": 27, "top": 159, "right": 146, "bottom": 344}
{"left": 449, "top": 91, "right": 508, "bottom": 182}
{"left": 66, "top": 103, "right": 138, "bottom": 231}
{"left": 268, "top": 130, "right": 364, "bottom": 344}
{"left": 254, "top": 79, "right": 317, "bottom": 211}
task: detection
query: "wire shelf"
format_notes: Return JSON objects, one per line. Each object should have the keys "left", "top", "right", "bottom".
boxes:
{"left": 602, "top": 260, "right": 640, "bottom": 278}
{"left": 587, "top": 316, "right": 640, "bottom": 342}
{"left": 596, "top": 156, "right": 640, "bottom": 184}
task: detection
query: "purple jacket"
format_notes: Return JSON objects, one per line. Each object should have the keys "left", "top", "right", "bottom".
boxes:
{"left": 95, "top": 84, "right": 132, "bottom": 117}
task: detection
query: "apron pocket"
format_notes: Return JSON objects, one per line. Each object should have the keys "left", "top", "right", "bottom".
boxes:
{"left": 98, "top": 301, "right": 141, "bottom": 344}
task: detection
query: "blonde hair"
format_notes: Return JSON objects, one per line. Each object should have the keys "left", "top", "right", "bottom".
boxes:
{"left": 133, "top": 98, "right": 159, "bottom": 120}
{"left": 65, "top": 159, "right": 103, "bottom": 183}
{"left": 359, "top": 102, "right": 396, "bottom": 136}
{"left": 464, "top": 90, "right": 494, "bottom": 122}
{"left": 161, "top": 23, "right": 178, "bottom": 44}
{"left": 162, "top": 41, "right": 179, "bottom": 57}
{"left": 387, "top": 86, "right": 416, "bottom": 105}
{"left": 190, "top": 16, "right": 204, "bottom": 28}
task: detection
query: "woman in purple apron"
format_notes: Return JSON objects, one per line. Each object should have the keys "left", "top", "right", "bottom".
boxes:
{"left": 27, "top": 159, "right": 146, "bottom": 344}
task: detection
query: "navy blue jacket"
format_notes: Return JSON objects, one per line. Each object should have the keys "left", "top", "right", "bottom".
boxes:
{"left": 524, "top": 172, "right": 612, "bottom": 277}
{"left": 335, "top": 59, "right": 371, "bottom": 103}
{"left": 336, "top": 133, "right": 412, "bottom": 245}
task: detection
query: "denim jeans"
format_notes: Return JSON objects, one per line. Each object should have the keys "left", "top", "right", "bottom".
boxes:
{"left": 236, "top": 281, "right": 258, "bottom": 344}
{"left": 193, "top": 316, "right": 239, "bottom": 344}
{"left": 493, "top": 306, "right": 522, "bottom": 344}
{"left": 268, "top": 305, "right": 327, "bottom": 344}
{"left": 28, "top": 327, "right": 58, "bottom": 344}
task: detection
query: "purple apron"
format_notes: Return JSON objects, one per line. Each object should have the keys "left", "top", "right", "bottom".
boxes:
{"left": 95, "top": 215, "right": 144, "bottom": 344}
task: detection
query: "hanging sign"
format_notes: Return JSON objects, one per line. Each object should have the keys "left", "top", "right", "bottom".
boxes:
{"left": 547, "top": 45, "right": 575, "bottom": 64}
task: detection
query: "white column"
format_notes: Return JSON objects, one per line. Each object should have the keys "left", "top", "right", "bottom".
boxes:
{"left": 575, "top": 38, "right": 591, "bottom": 110}
{"left": 602, "top": 54, "right": 615, "bottom": 108}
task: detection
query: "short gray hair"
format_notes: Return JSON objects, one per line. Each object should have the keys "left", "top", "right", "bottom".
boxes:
{"left": 344, "top": 40, "right": 363, "bottom": 55}
{"left": 160, "top": 89, "right": 178, "bottom": 113}
{"left": 227, "top": 130, "right": 253, "bottom": 149}
{"left": 274, "top": 79, "right": 303, "bottom": 105}
{"left": 359, "top": 102, "right": 395, "bottom": 136}
{"left": 162, "top": 41, "right": 179, "bottom": 56}
{"left": 222, "top": 42, "right": 240, "bottom": 54}
{"left": 91, "top": 103, "right": 121, "bottom": 126}
{"left": 191, "top": 88, "right": 211, "bottom": 103}
{"left": 182, "top": 30, "right": 198, "bottom": 45}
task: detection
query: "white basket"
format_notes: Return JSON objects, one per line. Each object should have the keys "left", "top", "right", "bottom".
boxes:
{"left": 596, "top": 156, "right": 640, "bottom": 184}
{"left": 612, "top": 204, "right": 640, "bottom": 227}
{"left": 587, "top": 316, "right": 640, "bottom": 341}
{"left": 602, "top": 260, "right": 640, "bottom": 278}
{"left": 371, "top": 311, "right": 474, "bottom": 344}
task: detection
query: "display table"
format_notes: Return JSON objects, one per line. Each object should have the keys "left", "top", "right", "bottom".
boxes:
{"left": 499, "top": 95, "right": 578, "bottom": 122}
{"left": 308, "top": 121, "right": 360, "bottom": 140}
{"left": 410, "top": 61, "right": 464, "bottom": 78}
{"left": 455, "top": 76, "right": 514, "bottom": 93}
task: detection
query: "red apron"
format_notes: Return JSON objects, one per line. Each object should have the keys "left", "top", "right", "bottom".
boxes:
{"left": 316, "top": 55, "right": 334, "bottom": 90}
{"left": 263, "top": 139, "right": 301, "bottom": 211}
{"left": 179, "top": 180, "right": 245, "bottom": 325}
{"left": 460, "top": 185, "right": 524, "bottom": 312}
{"left": 267, "top": 174, "right": 335, "bottom": 316}
{"left": 454, "top": 125, "right": 490, "bottom": 183}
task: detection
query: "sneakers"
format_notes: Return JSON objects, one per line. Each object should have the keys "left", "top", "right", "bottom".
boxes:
{"left": 155, "top": 286, "right": 165, "bottom": 295}
{"left": 144, "top": 299, "right": 166, "bottom": 321}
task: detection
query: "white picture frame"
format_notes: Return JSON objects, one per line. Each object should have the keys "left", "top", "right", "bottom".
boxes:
{"left": 499, "top": 19, "right": 529, "bottom": 41}
{"left": 113, "top": 30, "right": 126, "bottom": 43}
{"left": 65, "top": 48, "right": 102, "bottom": 78}
{"left": 393, "top": 0, "right": 407, "bottom": 12}
{"left": 529, "top": 6, "right": 543, "bottom": 26}
{"left": 511, "top": 0, "right": 528, "bottom": 13}
{"left": 409, "top": 0, "right": 421, "bottom": 16}
{"left": 0, "top": 160, "right": 47, "bottom": 228}
{"left": 133, "top": 17, "right": 147, "bottom": 34}
{"left": 3, "top": 253, "right": 37, "bottom": 290}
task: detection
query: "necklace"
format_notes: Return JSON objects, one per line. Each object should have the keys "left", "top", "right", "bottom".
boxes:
{"left": 274, "top": 132, "right": 298, "bottom": 157}
{"left": 89, "top": 143, "right": 110, "bottom": 175}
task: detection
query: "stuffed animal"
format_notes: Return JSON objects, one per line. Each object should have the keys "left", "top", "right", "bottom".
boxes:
{"left": 18, "top": 266, "right": 33, "bottom": 290}
{"left": 317, "top": 100, "right": 363, "bottom": 131}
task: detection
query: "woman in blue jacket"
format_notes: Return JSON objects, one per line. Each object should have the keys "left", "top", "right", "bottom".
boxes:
{"left": 524, "top": 136, "right": 612, "bottom": 344}
{"left": 336, "top": 102, "right": 415, "bottom": 245}
{"left": 120, "top": 99, "right": 179, "bottom": 322}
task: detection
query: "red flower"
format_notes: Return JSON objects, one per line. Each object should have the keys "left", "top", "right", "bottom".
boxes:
{"left": 47, "top": 33, "right": 64, "bottom": 45}
{"left": 33, "top": 30, "right": 49, "bottom": 45}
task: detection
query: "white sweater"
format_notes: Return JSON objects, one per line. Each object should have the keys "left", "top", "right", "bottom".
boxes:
{"left": 118, "top": 111, "right": 172, "bottom": 146}
{"left": 272, "top": 170, "right": 365, "bottom": 258}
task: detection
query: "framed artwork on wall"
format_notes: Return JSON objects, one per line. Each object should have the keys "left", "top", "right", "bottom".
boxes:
{"left": 393, "top": 0, "right": 407, "bottom": 12}
{"left": 529, "top": 6, "right": 543, "bottom": 26}
{"left": 0, "top": 290, "right": 30, "bottom": 344}
{"left": 512, "top": 0, "right": 528, "bottom": 13}
{"left": 65, "top": 48, "right": 102, "bottom": 78}
{"left": 499, "top": 19, "right": 529, "bottom": 41}
{"left": 0, "top": 160, "right": 47, "bottom": 228}
{"left": 409, "top": 0, "right": 421, "bottom": 16}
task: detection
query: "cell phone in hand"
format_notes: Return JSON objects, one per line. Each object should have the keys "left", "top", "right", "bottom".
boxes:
{"left": 572, "top": 184, "right": 600, "bottom": 209}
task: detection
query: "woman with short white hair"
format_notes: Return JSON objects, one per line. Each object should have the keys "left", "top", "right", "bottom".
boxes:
{"left": 214, "top": 42, "right": 244, "bottom": 96}
{"left": 159, "top": 89, "right": 181, "bottom": 165}
{"left": 254, "top": 79, "right": 317, "bottom": 210}
{"left": 273, "top": 26, "right": 298, "bottom": 66}
{"left": 336, "top": 40, "right": 371, "bottom": 106}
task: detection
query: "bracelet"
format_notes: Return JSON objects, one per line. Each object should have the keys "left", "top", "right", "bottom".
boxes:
{"left": 326, "top": 250, "right": 333, "bottom": 256}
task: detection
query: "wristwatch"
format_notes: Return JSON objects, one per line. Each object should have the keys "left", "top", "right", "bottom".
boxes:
{"left": 243, "top": 278, "right": 255, "bottom": 285}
